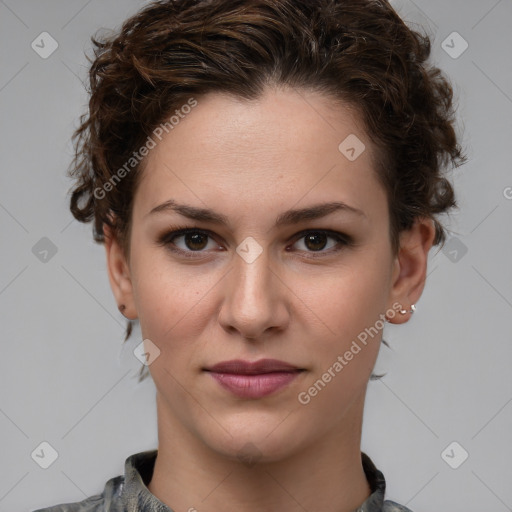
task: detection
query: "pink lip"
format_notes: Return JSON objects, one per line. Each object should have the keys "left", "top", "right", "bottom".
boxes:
{"left": 206, "top": 358, "right": 301, "bottom": 374}
{"left": 204, "top": 359, "right": 305, "bottom": 399}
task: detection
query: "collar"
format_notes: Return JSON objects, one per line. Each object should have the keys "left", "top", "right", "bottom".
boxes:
{"left": 113, "top": 449, "right": 389, "bottom": 512}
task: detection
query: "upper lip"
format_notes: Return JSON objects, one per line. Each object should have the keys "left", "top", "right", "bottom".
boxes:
{"left": 204, "top": 359, "right": 303, "bottom": 375}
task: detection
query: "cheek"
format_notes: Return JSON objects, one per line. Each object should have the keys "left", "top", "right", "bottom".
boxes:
{"left": 297, "top": 254, "right": 390, "bottom": 343}
{"left": 294, "top": 274, "right": 385, "bottom": 425}
{"left": 130, "top": 230, "right": 392, "bottom": 369}
{"left": 293, "top": 252, "right": 391, "bottom": 395}
{"left": 130, "top": 249, "right": 220, "bottom": 356}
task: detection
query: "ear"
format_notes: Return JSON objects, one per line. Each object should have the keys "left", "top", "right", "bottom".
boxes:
{"left": 103, "top": 223, "right": 138, "bottom": 320}
{"left": 386, "top": 217, "right": 436, "bottom": 324}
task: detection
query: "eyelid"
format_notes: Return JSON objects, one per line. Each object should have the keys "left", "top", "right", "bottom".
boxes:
{"left": 156, "top": 225, "right": 353, "bottom": 258}
{"left": 290, "top": 228, "right": 352, "bottom": 244}
{"left": 156, "top": 225, "right": 223, "bottom": 258}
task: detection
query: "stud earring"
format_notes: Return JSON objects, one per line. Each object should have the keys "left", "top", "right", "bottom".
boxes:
{"left": 399, "top": 304, "right": 416, "bottom": 315}
{"left": 384, "top": 304, "right": 416, "bottom": 322}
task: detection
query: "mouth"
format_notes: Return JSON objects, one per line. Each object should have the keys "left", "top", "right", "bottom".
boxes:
{"left": 203, "top": 358, "right": 305, "bottom": 375}
{"left": 203, "top": 359, "right": 306, "bottom": 399}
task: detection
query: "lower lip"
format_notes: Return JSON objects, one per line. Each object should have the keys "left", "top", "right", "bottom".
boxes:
{"left": 207, "top": 371, "right": 302, "bottom": 399}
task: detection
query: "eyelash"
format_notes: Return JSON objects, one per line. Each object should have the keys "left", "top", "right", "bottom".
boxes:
{"left": 156, "top": 225, "right": 354, "bottom": 259}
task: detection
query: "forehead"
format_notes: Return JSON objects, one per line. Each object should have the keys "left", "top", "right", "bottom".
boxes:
{"left": 133, "top": 87, "right": 386, "bottom": 223}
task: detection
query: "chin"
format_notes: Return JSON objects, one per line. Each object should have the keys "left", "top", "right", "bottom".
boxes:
{"left": 198, "top": 413, "right": 310, "bottom": 465}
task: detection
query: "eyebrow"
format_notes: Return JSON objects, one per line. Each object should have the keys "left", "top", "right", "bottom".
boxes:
{"left": 146, "top": 199, "right": 366, "bottom": 226}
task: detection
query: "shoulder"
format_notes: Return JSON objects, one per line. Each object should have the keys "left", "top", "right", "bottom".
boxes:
{"left": 383, "top": 499, "right": 415, "bottom": 512}
{"left": 31, "top": 475, "right": 124, "bottom": 512}
{"left": 31, "top": 495, "right": 104, "bottom": 512}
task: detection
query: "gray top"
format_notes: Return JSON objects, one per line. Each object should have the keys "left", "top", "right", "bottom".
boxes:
{"left": 33, "top": 450, "right": 414, "bottom": 512}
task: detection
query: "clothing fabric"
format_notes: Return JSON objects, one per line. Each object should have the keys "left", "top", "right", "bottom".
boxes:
{"left": 33, "top": 450, "right": 413, "bottom": 512}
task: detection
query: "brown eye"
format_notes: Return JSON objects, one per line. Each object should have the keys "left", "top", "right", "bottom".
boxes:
{"left": 180, "top": 232, "right": 209, "bottom": 251}
{"left": 168, "top": 230, "right": 217, "bottom": 252}
{"left": 291, "top": 230, "right": 349, "bottom": 255}
{"left": 303, "top": 232, "right": 329, "bottom": 251}
{"left": 157, "top": 227, "right": 221, "bottom": 258}
{"left": 157, "top": 226, "right": 351, "bottom": 260}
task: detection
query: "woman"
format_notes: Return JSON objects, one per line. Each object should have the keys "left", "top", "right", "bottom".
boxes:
{"left": 35, "top": 0, "right": 465, "bottom": 510}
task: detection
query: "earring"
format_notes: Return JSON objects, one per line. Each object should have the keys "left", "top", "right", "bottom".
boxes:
{"left": 384, "top": 304, "right": 416, "bottom": 322}
{"left": 118, "top": 304, "right": 126, "bottom": 315}
{"left": 399, "top": 304, "right": 416, "bottom": 315}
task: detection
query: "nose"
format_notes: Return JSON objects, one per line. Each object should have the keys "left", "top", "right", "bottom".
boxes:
{"left": 217, "top": 247, "right": 289, "bottom": 341}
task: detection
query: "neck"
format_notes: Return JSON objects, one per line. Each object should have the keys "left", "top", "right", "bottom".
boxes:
{"left": 147, "top": 393, "right": 371, "bottom": 512}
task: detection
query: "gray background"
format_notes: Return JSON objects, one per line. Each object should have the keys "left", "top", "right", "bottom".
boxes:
{"left": 0, "top": 0, "right": 511, "bottom": 511}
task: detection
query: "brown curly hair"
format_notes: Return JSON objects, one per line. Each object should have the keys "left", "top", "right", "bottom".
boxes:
{"left": 67, "top": 0, "right": 466, "bottom": 381}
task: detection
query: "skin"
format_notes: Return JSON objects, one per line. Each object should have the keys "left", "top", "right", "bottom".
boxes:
{"left": 104, "top": 85, "right": 435, "bottom": 512}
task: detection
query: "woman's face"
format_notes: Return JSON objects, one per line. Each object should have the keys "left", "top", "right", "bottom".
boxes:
{"left": 107, "top": 86, "right": 427, "bottom": 461}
